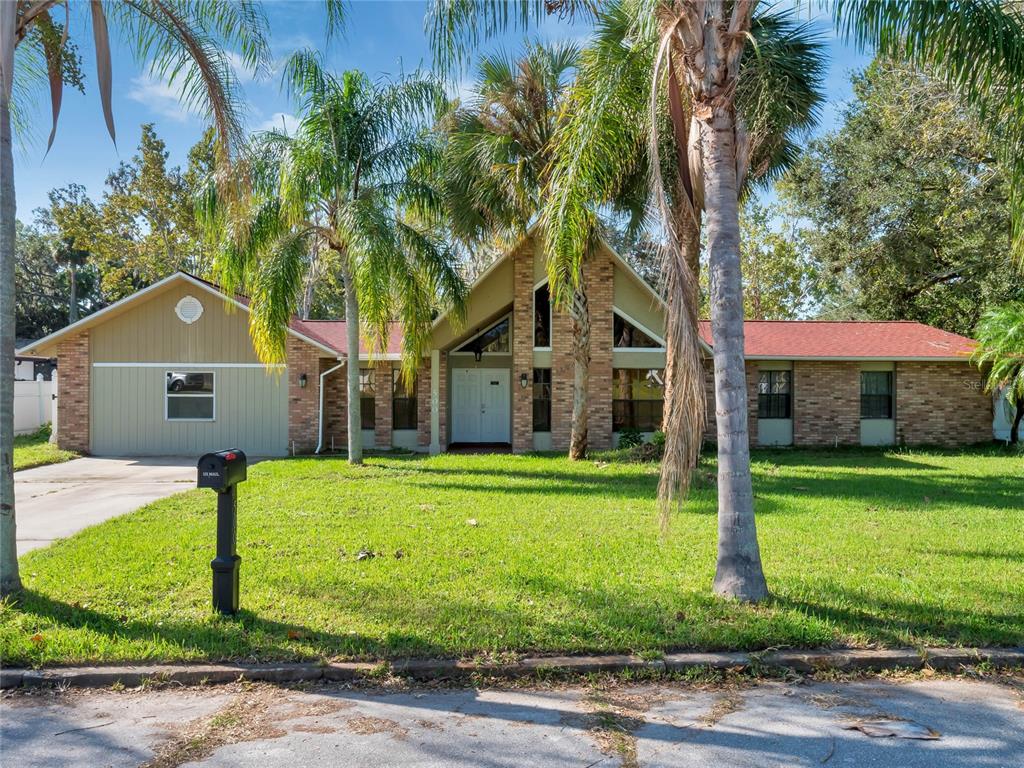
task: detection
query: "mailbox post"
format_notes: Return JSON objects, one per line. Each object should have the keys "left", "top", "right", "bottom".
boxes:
{"left": 197, "top": 449, "right": 247, "bottom": 615}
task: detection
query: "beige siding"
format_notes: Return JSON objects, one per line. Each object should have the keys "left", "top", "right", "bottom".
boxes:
{"left": 91, "top": 283, "right": 260, "bottom": 364}
{"left": 90, "top": 365, "right": 287, "bottom": 456}
{"left": 613, "top": 263, "right": 666, "bottom": 342}
{"left": 432, "top": 258, "right": 514, "bottom": 350}
{"left": 612, "top": 350, "right": 666, "bottom": 369}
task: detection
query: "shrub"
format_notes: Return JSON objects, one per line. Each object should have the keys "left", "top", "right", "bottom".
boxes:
{"left": 617, "top": 428, "right": 642, "bottom": 448}
{"left": 630, "top": 440, "right": 664, "bottom": 463}
{"left": 651, "top": 431, "right": 666, "bottom": 448}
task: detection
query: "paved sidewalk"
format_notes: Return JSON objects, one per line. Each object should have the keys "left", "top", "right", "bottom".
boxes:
{"left": 14, "top": 457, "right": 195, "bottom": 555}
{"left": 2, "top": 677, "right": 1021, "bottom": 767}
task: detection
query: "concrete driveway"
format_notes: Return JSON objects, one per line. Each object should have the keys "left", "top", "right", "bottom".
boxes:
{"left": 13, "top": 457, "right": 196, "bottom": 555}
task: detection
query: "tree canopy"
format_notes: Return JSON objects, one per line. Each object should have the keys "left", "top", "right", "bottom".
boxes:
{"left": 780, "top": 60, "right": 1023, "bottom": 335}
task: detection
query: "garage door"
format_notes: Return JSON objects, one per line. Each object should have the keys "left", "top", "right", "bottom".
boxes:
{"left": 90, "top": 364, "right": 288, "bottom": 456}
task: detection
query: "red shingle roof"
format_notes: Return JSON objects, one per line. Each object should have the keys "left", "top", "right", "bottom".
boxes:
{"left": 297, "top": 321, "right": 403, "bottom": 357}
{"left": 697, "top": 320, "right": 977, "bottom": 359}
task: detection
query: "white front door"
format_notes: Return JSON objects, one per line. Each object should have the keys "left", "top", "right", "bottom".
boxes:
{"left": 451, "top": 368, "right": 510, "bottom": 443}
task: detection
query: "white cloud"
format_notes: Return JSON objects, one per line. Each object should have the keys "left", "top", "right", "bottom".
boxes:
{"left": 225, "top": 50, "right": 260, "bottom": 84}
{"left": 127, "top": 71, "right": 198, "bottom": 123}
{"left": 257, "top": 112, "right": 300, "bottom": 135}
{"left": 448, "top": 78, "right": 476, "bottom": 105}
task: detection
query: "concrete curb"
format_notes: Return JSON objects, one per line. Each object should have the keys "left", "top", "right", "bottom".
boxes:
{"left": 2, "top": 647, "right": 1022, "bottom": 690}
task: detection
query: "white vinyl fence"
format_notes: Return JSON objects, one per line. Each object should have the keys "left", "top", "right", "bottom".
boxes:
{"left": 14, "top": 376, "right": 56, "bottom": 436}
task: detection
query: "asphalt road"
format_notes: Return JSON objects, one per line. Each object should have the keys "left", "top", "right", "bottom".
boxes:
{"left": 2, "top": 677, "right": 1021, "bottom": 767}
{"left": 13, "top": 457, "right": 195, "bottom": 555}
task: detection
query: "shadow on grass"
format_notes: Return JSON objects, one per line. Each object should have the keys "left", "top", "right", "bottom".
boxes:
{"left": 772, "top": 587, "right": 1024, "bottom": 648}
{"left": 8, "top": 569, "right": 1024, "bottom": 667}
{"left": 753, "top": 469, "right": 1022, "bottom": 513}
{"left": 915, "top": 547, "right": 1024, "bottom": 563}
{"left": 8, "top": 589, "right": 447, "bottom": 665}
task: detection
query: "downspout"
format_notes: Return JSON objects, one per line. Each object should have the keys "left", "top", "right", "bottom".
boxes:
{"left": 316, "top": 358, "right": 345, "bottom": 454}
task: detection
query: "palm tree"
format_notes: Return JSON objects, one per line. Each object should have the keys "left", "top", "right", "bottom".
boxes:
{"left": 973, "top": 303, "right": 1024, "bottom": 444}
{"left": 204, "top": 53, "right": 467, "bottom": 465}
{"left": 0, "top": 1, "right": 273, "bottom": 598}
{"left": 433, "top": 0, "right": 823, "bottom": 602}
{"left": 431, "top": 0, "right": 1024, "bottom": 602}
{"left": 543, "top": 5, "right": 824, "bottom": 559}
{"left": 442, "top": 41, "right": 600, "bottom": 459}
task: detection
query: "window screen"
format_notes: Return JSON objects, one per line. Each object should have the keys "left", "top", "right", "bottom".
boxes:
{"left": 392, "top": 370, "right": 417, "bottom": 430}
{"left": 360, "top": 368, "right": 376, "bottom": 429}
{"left": 757, "top": 370, "right": 791, "bottom": 419}
{"left": 860, "top": 371, "right": 894, "bottom": 419}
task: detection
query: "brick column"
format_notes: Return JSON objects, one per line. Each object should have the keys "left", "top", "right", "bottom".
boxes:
{"left": 585, "top": 248, "right": 614, "bottom": 451}
{"left": 56, "top": 331, "right": 90, "bottom": 453}
{"left": 374, "top": 361, "right": 393, "bottom": 448}
{"left": 286, "top": 336, "right": 321, "bottom": 454}
{"left": 793, "top": 361, "right": 859, "bottom": 446}
{"left": 550, "top": 297, "right": 574, "bottom": 452}
{"left": 430, "top": 351, "right": 448, "bottom": 451}
{"left": 417, "top": 357, "right": 431, "bottom": 447}
{"left": 512, "top": 245, "right": 534, "bottom": 452}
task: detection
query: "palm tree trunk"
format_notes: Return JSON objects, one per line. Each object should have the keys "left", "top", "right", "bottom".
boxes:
{"left": 701, "top": 104, "right": 767, "bottom": 603}
{"left": 568, "top": 283, "right": 589, "bottom": 460}
{"left": 0, "top": 47, "right": 22, "bottom": 596}
{"left": 339, "top": 256, "right": 363, "bottom": 465}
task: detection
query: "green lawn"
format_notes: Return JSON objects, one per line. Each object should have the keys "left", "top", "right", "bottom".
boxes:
{"left": 2, "top": 448, "right": 1021, "bottom": 666}
{"left": 12, "top": 426, "right": 78, "bottom": 472}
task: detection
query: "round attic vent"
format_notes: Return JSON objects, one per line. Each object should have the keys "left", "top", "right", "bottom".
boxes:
{"left": 175, "top": 295, "right": 204, "bottom": 324}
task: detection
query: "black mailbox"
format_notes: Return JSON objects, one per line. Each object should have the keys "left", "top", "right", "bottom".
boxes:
{"left": 197, "top": 449, "right": 247, "bottom": 490}
{"left": 197, "top": 449, "right": 247, "bottom": 615}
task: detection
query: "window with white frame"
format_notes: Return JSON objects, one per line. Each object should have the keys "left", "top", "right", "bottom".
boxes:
{"left": 534, "top": 282, "right": 551, "bottom": 348}
{"left": 165, "top": 371, "right": 215, "bottom": 421}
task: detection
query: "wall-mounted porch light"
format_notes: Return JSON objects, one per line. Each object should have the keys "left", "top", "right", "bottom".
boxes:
{"left": 299, "top": 373, "right": 308, "bottom": 388}
{"left": 519, "top": 372, "right": 529, "bottom": 389}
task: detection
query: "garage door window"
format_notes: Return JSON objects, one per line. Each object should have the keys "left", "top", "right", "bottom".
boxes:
{"left": 165, "top": 371, "right": 215, "bottom": 421}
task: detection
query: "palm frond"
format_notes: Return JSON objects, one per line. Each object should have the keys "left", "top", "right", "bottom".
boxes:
{"left": 972, "top": 302, "right": 1024, "bottom": 401}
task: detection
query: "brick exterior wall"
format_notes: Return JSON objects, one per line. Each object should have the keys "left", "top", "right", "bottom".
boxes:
{"left": 56, "top": 331, "right": 90, "bottom": 453}
{"left": 792, "top": 360, "right": 860, "bottom": 446}
{"left": 286, "top": 335, "right": 322, "bottom": 454}
{"left": 512, "top": 242, "right": 617, "bottom": 453}
{"left": 512, "top": 246, "right": 534, "bottom": 453}
{"left": 322, "top": 366, "right": 347, "bottom": 451}
{"left": 437, "top": 352, "right": 448, "bottom": 449}
{"left": 374, "top": 361, "right": 393, "bottom": 448}
{"left": 416, "top": 357, "right": 431, "bottom": 447}
{"left": 744, "top": 361, "right": 760, "bottom": 447}
{"left": 549, "top": 286, "right": 574, "bottom": 452}
{"left": 704, "top": 358, "right": 990, "bottom": 448}
{"left": 895, "top": 361, "right": 991, "bottom": 446}
{"left": 584, "top": 247, "right": 614, "bottom": 451}
{"left": 700, "top": 359, "right": 759, "bottom": 447}
{"left": 702, "top": 360, "right": 716, "bottom": 441}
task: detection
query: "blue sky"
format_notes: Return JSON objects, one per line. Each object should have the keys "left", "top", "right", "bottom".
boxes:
{"left": 14, "top": 0, "right": 871, "bottom": 221}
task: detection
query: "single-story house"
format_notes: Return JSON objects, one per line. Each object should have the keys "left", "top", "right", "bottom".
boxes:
{"left": 17, "top": 235, "right": 993, "bottom": 457}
